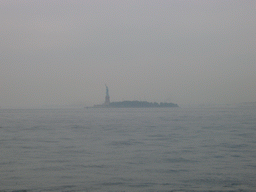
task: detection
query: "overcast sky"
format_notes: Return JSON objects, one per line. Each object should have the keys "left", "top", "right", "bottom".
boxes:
{"left": 0, "top": 0, "right": 255, "bottom": 108}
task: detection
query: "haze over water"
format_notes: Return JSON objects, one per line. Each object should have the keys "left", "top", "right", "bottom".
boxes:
{"left": 1, "top": 106, "right": 255, "bottom": 191}
{"left": 0, "top": 1, "right": 255, "bottom": 108}
{"left": 1, "top": 1, "right": 255, "bottom": 191}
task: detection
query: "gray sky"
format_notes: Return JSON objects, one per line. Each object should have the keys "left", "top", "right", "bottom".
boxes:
{"left": 1, "top": 0, "right": 255, "bottom": 108}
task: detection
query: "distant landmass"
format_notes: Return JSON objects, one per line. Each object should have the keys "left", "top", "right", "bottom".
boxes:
{"left": 94, "top": 100, "right": 178, "bottom": 108}
{"left": 92, "top": 85, "right": 178, "bottom": 108}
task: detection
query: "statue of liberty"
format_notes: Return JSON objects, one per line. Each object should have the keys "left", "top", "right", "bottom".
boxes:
{"left": 105, "top": 84, "right": 110, "bottom": 105}
{"left": 105, "top": 84, "right": 109, "bottom": 97}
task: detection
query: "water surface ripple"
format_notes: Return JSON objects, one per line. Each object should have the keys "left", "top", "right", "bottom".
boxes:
{"left": 0, "top": 107, "right": 255, "bottom": 191}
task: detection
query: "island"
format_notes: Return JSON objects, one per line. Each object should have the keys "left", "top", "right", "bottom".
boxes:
{"left": 92, "top": 85, "right": 178, "bottom": 108}
{"left": 108, "top": 101, "right": 178, "bottom": 108}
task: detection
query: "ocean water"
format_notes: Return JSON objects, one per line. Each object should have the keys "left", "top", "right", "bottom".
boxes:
{"left": 0, "top": 107, "right": 255, "bottom": 192}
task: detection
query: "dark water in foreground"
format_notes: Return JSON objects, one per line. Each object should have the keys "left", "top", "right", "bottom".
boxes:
{"left": 0, "top": 107, "right": 255, "bottom": 192}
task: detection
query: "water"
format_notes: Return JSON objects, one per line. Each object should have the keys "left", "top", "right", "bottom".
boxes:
{"left": 0, "top": 107, "right": 255, "bottom": 192}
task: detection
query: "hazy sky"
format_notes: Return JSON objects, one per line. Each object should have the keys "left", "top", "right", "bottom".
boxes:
{"left": 1, "top": 0, "right": 255, "bottom": 108}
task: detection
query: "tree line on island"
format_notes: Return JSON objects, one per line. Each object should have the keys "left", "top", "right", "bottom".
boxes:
{"left": 108, "top": 101, "right": 178, "bottom": 108}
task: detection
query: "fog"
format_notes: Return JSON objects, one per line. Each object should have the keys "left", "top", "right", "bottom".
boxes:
{"left": 0, "top": 0, "right": 255, "bottom": 108}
